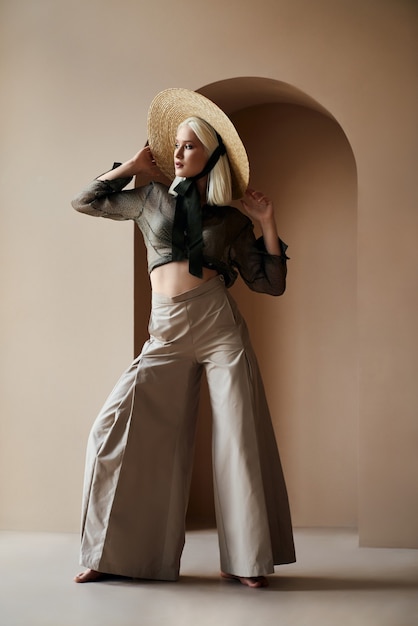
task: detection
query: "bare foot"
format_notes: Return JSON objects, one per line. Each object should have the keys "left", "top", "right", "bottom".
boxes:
{"left": 221, "top": 571, "right": 268, "bottom": 588}
{"left": 74, "top": 569, "right": 106, "bottom": 583}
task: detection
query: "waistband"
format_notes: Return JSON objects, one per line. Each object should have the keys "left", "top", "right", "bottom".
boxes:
{"left": 152, "top": 275, "right": 225, "bottom": 306}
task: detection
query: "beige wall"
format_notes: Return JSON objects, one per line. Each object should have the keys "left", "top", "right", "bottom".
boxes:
{"left": 233, "top": 103, "right": 358, "bottom": 527}
{"left": 1, "top": 0, "right": 417, "bottom": 547}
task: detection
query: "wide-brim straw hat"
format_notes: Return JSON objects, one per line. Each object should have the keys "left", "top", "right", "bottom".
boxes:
{"left": 147, "top": 88, "right": 249, "bottom": 199}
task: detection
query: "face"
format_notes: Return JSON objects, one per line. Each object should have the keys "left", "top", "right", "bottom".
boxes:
{"left": 174, "top": 125, "right": 208, "bottom": 178}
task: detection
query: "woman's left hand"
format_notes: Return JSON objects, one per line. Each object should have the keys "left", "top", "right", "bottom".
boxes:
{"left": 241, "top": 188, "right": 281, "bottom": 255}
{"left": 240, "top": 188, "right": 275, "bottom": 224}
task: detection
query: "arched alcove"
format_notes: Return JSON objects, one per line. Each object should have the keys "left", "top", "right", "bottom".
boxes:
{"left": 134, "top": 77, "right": 358, "bottom": 529}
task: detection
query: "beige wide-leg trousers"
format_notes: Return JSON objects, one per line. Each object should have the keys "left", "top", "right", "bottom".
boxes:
{"left": 80, "top": 276, "right": 295, "bottom": 580}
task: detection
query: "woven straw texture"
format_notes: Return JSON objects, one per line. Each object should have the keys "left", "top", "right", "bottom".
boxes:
{"left": 147, "top": 88, "right": 249, "bottom": 199}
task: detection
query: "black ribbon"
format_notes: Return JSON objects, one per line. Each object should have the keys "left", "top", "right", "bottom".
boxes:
{"left": 172, "top": 134, "right": 226, "bottom": 278}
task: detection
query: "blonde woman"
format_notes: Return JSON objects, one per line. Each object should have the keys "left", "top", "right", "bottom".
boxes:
{"left": 72, "top": 88, "right": 295, "bottom": 588}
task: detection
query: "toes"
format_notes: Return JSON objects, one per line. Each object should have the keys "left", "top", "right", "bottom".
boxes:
{"left": 220, "top": 571, "right": 268, "bottom": 588}
{"left": 244, "top": 576, "right": 268, "bottom": 588}
{"left": 74, "top": 569, "right": 104, "bottom": 583}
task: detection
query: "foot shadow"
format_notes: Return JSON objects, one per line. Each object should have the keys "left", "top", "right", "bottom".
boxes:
{"left": 269, "top": 575, "right": 418, "bottom": 592}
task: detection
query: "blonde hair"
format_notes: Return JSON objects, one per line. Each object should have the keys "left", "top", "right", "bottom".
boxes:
{"left": 177, "top": 117, "right": 232, "bottom": 206}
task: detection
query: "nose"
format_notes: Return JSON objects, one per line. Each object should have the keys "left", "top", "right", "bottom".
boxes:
{"left": 174, "top": 144, "right": 183, "bottom": 159}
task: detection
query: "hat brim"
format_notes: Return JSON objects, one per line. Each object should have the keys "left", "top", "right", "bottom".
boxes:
{"left": 147, "top": 88, "right": 249, "bottom": 200}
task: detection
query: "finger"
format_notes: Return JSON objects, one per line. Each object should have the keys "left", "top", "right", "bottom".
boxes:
{"left": 251, "top": 190, "right": 265, "bottom": 203}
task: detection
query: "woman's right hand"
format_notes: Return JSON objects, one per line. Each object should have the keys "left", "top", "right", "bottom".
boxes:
{"left": 97, "top": 146, "right": 167, "bottom": 183}
{"left": 129, "top": 146, "right": 158, "bottom": 177}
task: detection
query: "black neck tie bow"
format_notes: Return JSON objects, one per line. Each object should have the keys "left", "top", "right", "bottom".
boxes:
{"left": 171, "top": 134, "right": 226, "bottom": 278}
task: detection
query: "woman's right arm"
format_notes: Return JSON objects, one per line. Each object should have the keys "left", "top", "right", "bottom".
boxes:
{"left": 71, "top": 147, "right": 166, "bottom": 219}
{"left": 96, "top": 146, "right": 158, "bottom": 182}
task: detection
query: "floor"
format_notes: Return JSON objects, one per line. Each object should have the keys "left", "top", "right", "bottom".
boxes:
{"left": 0, "top": 528, "right": 417, "bottom": 626}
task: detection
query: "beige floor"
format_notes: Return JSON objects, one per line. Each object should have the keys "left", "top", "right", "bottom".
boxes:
{"left": 0, "top": 528, "right": 417, "bottom": 626}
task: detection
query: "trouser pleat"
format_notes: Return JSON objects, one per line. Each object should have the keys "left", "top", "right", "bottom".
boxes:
{"left": 79, "top": 277, "right": 295, "bottom": 580}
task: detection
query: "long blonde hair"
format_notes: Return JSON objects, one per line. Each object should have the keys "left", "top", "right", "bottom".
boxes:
{"left": 176, "top": 117, "right": 233, "bottom": 206}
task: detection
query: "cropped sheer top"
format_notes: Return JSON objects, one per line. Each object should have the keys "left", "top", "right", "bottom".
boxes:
{"left": 71, "top": 175, "right": 289, "bottom": 296}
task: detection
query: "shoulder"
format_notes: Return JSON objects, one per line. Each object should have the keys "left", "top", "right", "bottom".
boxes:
{"left": 150, "top": 181, "right": 171, "bottom": 194}
{"left": 213, "top": 204, "right": 251, "bottom": 227}
{"left": 131, "top": 181, "right": 174, "bottom": 205}
{"left": 217, "top": 205, "right": 253, "bottom": 238}
{"left": 142, "top": 181, "right": 173, "bottom": 201}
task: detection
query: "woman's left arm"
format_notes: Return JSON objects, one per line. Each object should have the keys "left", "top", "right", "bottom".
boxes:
{"left": 240, "top": 189, "right": 281, "bottom": 256}
{"left": 229, "top": 187, "right": 288, "bottom": 296}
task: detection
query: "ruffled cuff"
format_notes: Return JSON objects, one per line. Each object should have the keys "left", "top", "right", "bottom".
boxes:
{"left": 93, "top": 176, "right": 133, "bottom": 195}
{"left": 255, "top": 236, "right": 289, "bottom": 261}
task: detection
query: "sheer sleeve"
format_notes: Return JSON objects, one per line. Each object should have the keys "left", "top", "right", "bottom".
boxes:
{"left": 71, "top": 174, "right": 148, "bottom": 221}
{"left": 229, "top": 220, "right": 289, "bottom": 296}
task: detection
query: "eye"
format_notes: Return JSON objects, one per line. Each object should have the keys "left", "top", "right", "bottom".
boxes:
{"left": 185, "top": 144, "right": 193, "bottom": 150}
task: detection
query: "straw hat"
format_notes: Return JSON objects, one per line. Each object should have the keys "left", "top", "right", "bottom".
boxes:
{"left": 147, "top": 88, "right": 249, "bottom": 199}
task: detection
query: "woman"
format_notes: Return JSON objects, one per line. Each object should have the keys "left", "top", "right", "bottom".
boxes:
{"left": 71, "top": 88, "right": 295, "bottom": 588}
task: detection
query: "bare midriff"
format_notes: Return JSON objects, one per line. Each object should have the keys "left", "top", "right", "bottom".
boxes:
{"left": 150, "top": 261, "right": 219, "bottom": 297}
